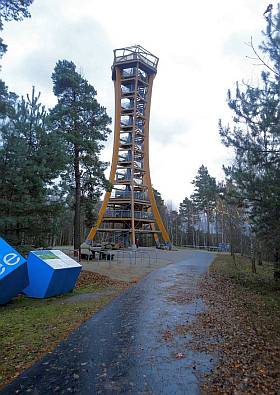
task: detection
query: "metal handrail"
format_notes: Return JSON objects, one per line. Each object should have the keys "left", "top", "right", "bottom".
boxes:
{"left": 104, "top": 210, "right": 154, "bottom": 219}
{"left": 120, "top": 138, "right": 132, "bottom": 145}
{"left": 116, "top": 175, "right": 131, "bottom": 181}
{"left": 115, "top": 249, "right": 158, "bottom": 266}
{"left": 118, "top": 154, "right": 132, "bottom": 162}
{"left": 121, "top": 106, "right": 134, "bottom": 111}
{"left": 121, "top": 120, "right": 133, "bottom": 126}
{"left": 113, "top": 191, "right": 148, "bottom": 200}
{"left": 121, "top": 86, "right": 134, "bottom": 94}
{"left": 114, "top": 49, "right": 158, "bottom": 70}
{"left": 105, "top": 210, "right": 131, "bottom": 218}
{"left": 122, "top": 69, "right": 148, "bottom": 81}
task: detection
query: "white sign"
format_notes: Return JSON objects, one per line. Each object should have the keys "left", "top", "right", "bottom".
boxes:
{"left": 33, "top": 250, "right": 81, "bottom": 270}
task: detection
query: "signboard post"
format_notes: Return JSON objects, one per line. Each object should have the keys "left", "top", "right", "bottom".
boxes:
{"left": 0, "top": 238, "right": 29, "bottom": 305}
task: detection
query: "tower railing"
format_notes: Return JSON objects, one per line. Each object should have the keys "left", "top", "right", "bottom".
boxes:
{"left": 115, "top": 54, "right": 157, "bottom": 70}
{"left": 114, "top": 45, "right": 159, "bottom": 70}
{"left": 104, "top": 209, "right": 154, "bottom": 220}
{"left": 112, "top": 191, "right": 148, "bottom": 200}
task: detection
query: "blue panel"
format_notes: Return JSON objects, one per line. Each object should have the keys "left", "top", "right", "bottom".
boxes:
{"left": 45, "top": 267, "right": 81, "bottom": 298}
{"left": 24, "top": 250, "right": 82, "bottom": 298}
{"left": 23, "top": 253, "right": 53, "bottom": 298}
{"left": 0, "top": 238, "right": 29, "bottom": 304}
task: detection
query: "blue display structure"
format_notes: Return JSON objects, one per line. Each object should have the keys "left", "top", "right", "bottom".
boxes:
{"left": 24, "top": 250, "right": 82, "bottom": 298}
{"left": 0, "top": 238, "right": 29, "bottom": 305}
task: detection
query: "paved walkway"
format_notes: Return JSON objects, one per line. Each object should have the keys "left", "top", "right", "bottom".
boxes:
{"left": 2, "top": 250, "right": 215, "bottom": 395}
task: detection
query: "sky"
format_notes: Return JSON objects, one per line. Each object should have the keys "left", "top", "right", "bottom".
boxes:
{"left": 1, "top": 0, "right": 272, "bottom": 207}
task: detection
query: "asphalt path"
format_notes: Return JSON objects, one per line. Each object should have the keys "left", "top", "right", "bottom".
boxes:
{"left": 1, "top": 250, "right": 215, "bottom": 395}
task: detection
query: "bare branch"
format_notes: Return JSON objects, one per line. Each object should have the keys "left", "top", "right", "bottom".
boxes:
{"left": 249, "top": 36, "right": 279, "bottom": 76}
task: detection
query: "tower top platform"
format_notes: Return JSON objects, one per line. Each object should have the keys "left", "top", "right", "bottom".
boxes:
{"left": 112, "top": 45, "right": 159, "bottom": 79}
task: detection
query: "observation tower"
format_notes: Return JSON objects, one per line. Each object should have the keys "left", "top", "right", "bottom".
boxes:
{"left": 86, "top": 45, "right": 170, "bottom": 248}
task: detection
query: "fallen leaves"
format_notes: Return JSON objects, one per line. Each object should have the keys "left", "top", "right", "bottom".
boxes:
{"left": 167, "top": 290, "right": 198, "bottom": 305}
{"left": 161, "top": 330, "right": 173, "bottom": 342}
{"left": 167, "top": 275, "right": 198, "bottom": 305}
{"left": 187, "top": 270, "right": 280, "bottom": 394}
{"left": 76, "top": 270, "right": 129, "bottom": 288}
{"left": 175, "top": 352, "right": 185, "bottom": 359}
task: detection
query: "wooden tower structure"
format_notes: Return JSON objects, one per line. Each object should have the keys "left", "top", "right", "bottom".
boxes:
{"left": 86, "top": 45, "right": 171, "bottom": 248}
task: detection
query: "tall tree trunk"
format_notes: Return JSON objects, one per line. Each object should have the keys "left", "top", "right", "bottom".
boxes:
{"left": 250, "top": 238, "right": 257, "bottom": 274}
{"left": 258, "top": 251, "right": 263, "bottom": 266}
{"left": 192, "top": 228, "right": 195, "bottom": 247}
{"left": 206, "top": 213, "right": 210, "bottom": 248}
{"left": 251, "top": 255, "right": 257, "bottom": 274}
{"left": 74, "top": 144, "right": 81, "bottom": 256}
{"left": 240, "top": 233, "right": 243, "bottom": 256}
{"left": 274, "top": 248, "right": 280, "bottom": 281}
{"left": 215, "top": 212, "right": 218, "bottom": 247}
{"left": 180, "top": 229, "right": 183, "bottom": 246}
{"left": 229, "top": 216, "right": 234, "bottom": 256}
{"left": 16, "top": 220, "right": 20, "bottom": 245}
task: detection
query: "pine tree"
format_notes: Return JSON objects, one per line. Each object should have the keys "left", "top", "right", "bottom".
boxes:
{"left": 219, "top": 5, "right": 280, "bottom": 277}
{"left": 50, "top": 60, "right": 111, "bottom": 252}
{"left": 179, "top": 197, "right": 196, "bottom": 246}
{"left": 0, "top": 87, "right": 65, "bottom": 245}
{"left": 191, "top": 165, "right": 218, "bottom": 247}
{"left": 0, "top": 79, "right": 17, "bottom": 118}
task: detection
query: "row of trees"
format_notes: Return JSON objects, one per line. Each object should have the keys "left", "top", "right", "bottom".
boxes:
{"left": 0, "top": 2, "right": 111, "bottom": 252}
{"left": 155, "top": 166, "right": 248, "bottom": 255}
{"left": 158, "top": 6, "right": 280, "bottom": 277}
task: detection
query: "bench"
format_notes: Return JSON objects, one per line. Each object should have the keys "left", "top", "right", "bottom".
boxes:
{"left": 99, "top": 251, "right": 115, "bottom": 261}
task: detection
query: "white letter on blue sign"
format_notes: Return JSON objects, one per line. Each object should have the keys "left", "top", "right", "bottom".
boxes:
{"left": 3, "top": 253, "right": 20, "bottom": 266}
{"left": 0, "top": 263, "right": 5, "bottom": 276}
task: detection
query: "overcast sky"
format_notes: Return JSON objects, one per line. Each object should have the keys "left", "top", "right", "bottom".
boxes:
{"left": 1, "top": 0, "right": 272, "bottom": 207}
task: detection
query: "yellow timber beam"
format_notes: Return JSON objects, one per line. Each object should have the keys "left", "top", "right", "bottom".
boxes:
{"left": 86, "top": 68, "right": 122, "bottom": 242}
{"left": 143, "top": 75, "right": 171, "bottom": 245}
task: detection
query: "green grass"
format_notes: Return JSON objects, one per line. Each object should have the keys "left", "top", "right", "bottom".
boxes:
{"left": 0, "top": 284, "right": 125, "bottom": 388}
{"left": 210, "top": 254, "right": 280, "bottom": 308}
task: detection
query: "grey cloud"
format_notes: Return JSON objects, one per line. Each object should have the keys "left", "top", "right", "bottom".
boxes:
{"left": 3, "top": 16, "right": 113, "bottom": 108}
{"left": 150, "top": 117, "right": 191, "bottom": 144}
{"left": 222, "top": 30, "right": 263, "bottom": 58}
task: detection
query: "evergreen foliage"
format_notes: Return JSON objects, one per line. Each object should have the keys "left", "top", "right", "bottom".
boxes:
{"left": 0, "top": 79, "right": 17, "bottom": 118}
{"left": 191, "top": 165, "right": 218, "bottom": 246}
{"left": 50, "top": 60, "right": 111, "bottom": 250}
{"left": 179, "top": 197, "right": 196, "bottom": 245}
{"left": 219, "top": 6, "right": 280, "bottom": 262}
{"left": 0, "top": 87, "right": 65, "bottom": 245}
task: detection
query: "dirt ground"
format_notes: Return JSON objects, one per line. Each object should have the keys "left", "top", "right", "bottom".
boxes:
{"left": 81, "top": 247, "right": 194, "bottom": 282}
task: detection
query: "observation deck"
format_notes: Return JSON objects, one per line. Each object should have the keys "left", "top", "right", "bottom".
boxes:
{"left": 112, "top": 45, "right": 159, "bottom": 80}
